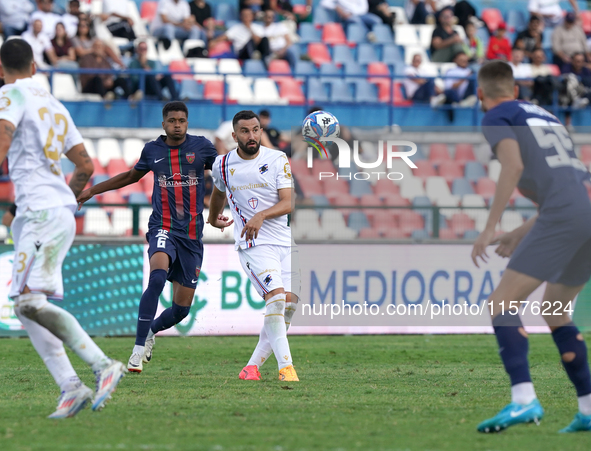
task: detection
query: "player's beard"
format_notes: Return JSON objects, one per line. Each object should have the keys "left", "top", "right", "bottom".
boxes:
{"left": 238, "top": 138, "right": 260, "bottom": 155}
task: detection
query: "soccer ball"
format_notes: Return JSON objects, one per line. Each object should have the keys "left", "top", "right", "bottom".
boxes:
{"left": 302, "top": 111, "right": 340, "bottom": 145}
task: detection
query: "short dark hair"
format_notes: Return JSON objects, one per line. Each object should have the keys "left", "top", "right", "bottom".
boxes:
{"left": 453, "top": 51, "right": 467, "bottom": 60}
{"left": 162, "top": 101, "right": 188, "bottom": 119}
{"left": 1, "top": 39, "right": 34, "bottom": 74}
{"left": 572, "top": 52, "right": 585, "bottom": 59}
{"left": 259, "top": 109, "right": 270, "bottom": 118}
{"left": 478, "top": 60, "right": 515, "bottom": 99}
{"left": 69, "top": 0, "right": 80, "bottom": 4}
{"left": 529, "top": 15, "right": 540, "bottom": 23}
{"left": 232, "top": 110, "right": 260, "bottom": 129}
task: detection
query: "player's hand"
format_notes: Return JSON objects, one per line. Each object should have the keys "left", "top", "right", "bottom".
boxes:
{"left": 207, "top": 214, "right": 234, "bottom": 231}
{"left": 471, "top": 228, "right": 495, "bottom": 268}
{"left": 492, "top": 230, "right": 522, "bottom": 258}
{"left": 76, "top": 189, "right": 94, "bottom": 211}
{"left": 241, "top": 213, "right": 264, "bottom": 242}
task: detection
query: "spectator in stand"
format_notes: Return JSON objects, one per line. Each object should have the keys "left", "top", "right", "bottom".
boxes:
{"left": 441, "top": 51, "right": 477, "bottom": 107}
{"left": 214, "top": 120, "right": 236, "bottom": 155}
{"left": 100, "top": 0, "right": 137, "bottom": 42}
{"left": 262, "top": 9, "right": 298, "bottom": 68}
{"left": 29, "top": 0, "right": 62, "bottom": 40}
{"left": 529, "top": 0, "right": 579, "bottom": 28}
{"left": 509, "top": 48, "right": 533, "bottom": 100}
{"left": 531, "top": 47, "right": 553, "bottom": 77}
{"left": 403, "top": 53, "right": 446, "bottom": 106}
{"left": 430, "top": 7, "right": 464, "bottom": 62}
{"left": 405, "top": 0, "right": 435, "bottom": 25}
{"left": 0, "top": 0, "right": 34, "bottom": 38}
{"left": 72, "top": 19, "right": 126, "bottom": 67}
{"left": 530, "top": 47, "right": 556, "bottom": 105}
{"left": 209, "top": 8, "right": 269, "bottom": 61}
{"left": 513, "top": 15, "right": 542, "bottom": 60}
{"left": 150, "top": 0, "right": 203, "bottom": 49}
{"left": 189, "top": 0, "right": 215, "bottom": 42}
{"left": 240, "top": 0, "right": 269, "bottom": 13}
{"left": 259, "top": 109, "right": 283, "bottom": 149}
{"left": 128, "top": 41, "right": 179, "bottom": 101}
{"left": 22, "top": 19, "right": 54, "bottom": 69}
{"left": 47, "top": 22, "right": 78, "bottom": 70}
{"left": 552, "top": 12, "right": 591, "bottom": 70}
{"left": 561, "top": 52, "right": 591, "bottom": 128}
{"left": 368, "top": 0, "right": 395, "bottom": 27}
{"left": 486, "top": 21, "right": 511, "bottom": 61}
{"left": 562, "top": 51, "right": 591, "bottom": 80}
{"left": 62, "top": 0, "right": 81, "bottom": 38}
{"left": 463, "top": 22, "right": 484, "bottom": 64}
{"left": 79, "top": 40, "right": 137, "bottom": 101}
{"left": 319, "top": 0, "right": 382, "bottom": 31}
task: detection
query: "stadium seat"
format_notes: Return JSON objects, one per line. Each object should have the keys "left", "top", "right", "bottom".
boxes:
{"left": 394, "top": 24, "right": 419, "bottom": 46}
{"left": 0, "top": 182, "right": 14, "bottom": 201}
{"left": 372, "top": 24, "right": 393, "bottom": 44}
{"left": 268, "top": 60, "right": 293, "bottom": 82}
{"left": 389, "top": 159, "right": 414, "bottom": 182}
{"left": 53, "top": 73, "right": 80, "bottom": 101}
{"left": 122, "top": 139, "right": 144, "bottom": 167}
{"left": 214, "top": 3, "right": 238, "bottom": 22}
{"left": 97, "top": 138, "right": 122, "bottom": 167}
{"left": 488, "top": 159, "right": 501, "bottom": 182}
{"left": 359, "top": 227, "right": 381, "bottom": 239}
{"left": 329, "top": 79, "right": 354, "bottom": 102}
{"left": 347, "top": 23, "right": 367, "bottom": 44}
{"left": 464, "top": 161, "right": 487, "bottom": 182}
{"left": 168, "top": 59, "right": 192, "bottom": 81}
{"left": 319, "top": 62, "right": 342, "bottom": 81}
{"left": 322, "top": 23, "right": 347, "bottom": 45}
{"left": 290, "top": 159, "right": 309, "bottom": 177}
{"left": 157, "top": 40, "right": 184, "bottom": 66}
{"left": 294, "top": 60, "right": 317, "bottom": 78}
{"left": 83, "top": 208, "right": 113, "bottom": 235}
{"left": 425, "top": 176, "right": 452, "bottom": 203}
{"left": 128, "top": 192, "right": 149, "bottom": 205}
{"left": 107, "top": 159, "right": 128, "bottom": 178}
{"left": 399, "top": 210, "right": 425, "bottom": 236}
{"left": 374, "top": 179, "right": 400, "bottom": 198}
{"left": 111, "top": 209, "right": 133, "bottom": 236}
{"left": 506, "top": 10, "right": 526, "bottom": 32}
{"left": 382, "top": 44, "right": 404, "bottom": 66}
{"left": 461, "top": 194, "right": 487, "bottom": 222}
{"left": 451, "top": 178, "right": 474, "bottom": 196}
{"left": 428, "top": 144, "right": 451, "bottom": 165}
{"left": 179, "top": 79, "right": 203, "bottom": 100}
{"left": 218, "top": 58, "right": 243, "bottom": 77}
{"left": 182, "top": 39, "right": 205, "bottom": 57}
{"left": 454, "top": 143, "right": 475, "bottom": 165}
{"left": 476, "top": 178, "right": 496, "bottom": 199}
{"left": 298, "top": 176, "right": 324, "bottom": 198}
{"left": 450, "top": 213, "right": 475, "bottom": 237}
{"left": 140, "top": 1, "right": 158, "bottom": 21}
{"left": 344, "top": 61, "right": 366, "bottom": 80}
{"left": 320, "top": 209, "right": 346, "bottom": 229}
{"left": 437, "top": 160, "right": 463, "bottom": 183}
{"left": 476, "top": 26, "right": 490, "bottom": 49}
{"left": 323, "top": 178, "right": 349, "bottom": 197}
{"left": 413, "top": 161, "right": 437, "bottom": 179}
{"left": 193, "top": 58, "right": 220, "bottom": 82}
{"left": 308, "top": 43, "right": 332, "bottom": 65}
{"left": 243, "top": 59, "right": 267, "bottom": 76}
{"left": 400, "top": 177, "right": 425, "bottom": 199}
{"left": 333, "top": 45, "right": 355, "bottom": 66}
{"left": 411, "top": 229, "right": 430, "bottom": 239}
{"left": 278, "top": 78, "right": 306, "bottom": 104}
{"left": 482, "top": 8, "right": 504, "bottom": 32}
{"left": 356, "top": 43, "right": 379, "bottom": 65}
{"left": 32, "top": 73, "right": 51, "bottom": 92}
{"left": 350, "top": 179, "right": 373, "bottom": 197}
{"left": 299, "top": 23, "right": 322, "bottom": 44}
{"left": 307, "top": 77, "right": 330, "bottom": 103}
{"left": 438, "top": 228, "right": 458, "bottom": 239}
{"left": 348, "top": 211, "right": 370, "bottom": 232}
{"left": 253, "top": 78, "right": 284, "bottom": 104}
{"left": 204, "top": 80, "right": 224, "bottom": 103}
{"left": 83, "top": 138, "right": 97, "bottom": 158}
{"left": 228, "top": 78, "right": 254, "bottom": 103}
{"left": 367, "top": 62, "right": 390, "bottom": 80}
{"left": 463, "top": 229, "right": 480, "bottom": 239}
{"left": 354, "top": 80, "right": 378, "bottom": 102}
{"left": 417, "top": 25, "right": 435, "bottom": 49}
{"left": 580, "top": 145, "right": 591, "bottom": 164}
{"left": 582, "top": 11, "right": 591, "bottom": 34}
{"left": 311, "top": 195, "right": 331, "bottom": 207}
{"left": 500, "top": 211, "right": 524, "bottom": 232}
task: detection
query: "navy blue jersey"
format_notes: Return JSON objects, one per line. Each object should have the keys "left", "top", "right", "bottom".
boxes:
{"left": 482, "top": 100, "right": 591, "bottom": 216}
{"left": 134, "top": 134, "right": 217, "bottom": 239}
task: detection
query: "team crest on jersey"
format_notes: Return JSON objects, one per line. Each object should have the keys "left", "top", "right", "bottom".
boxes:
{"left": 196, "top": 267, "right": 201, "bottom": 278}
{"left": 248, "top": 197, "right": 259, "bottom": 209}
{"left": 0, "top": 97, "right": 11, "bottom": 111}
{"left": 263, "top": 274, "right": 272, "bottom": 286}
{"left": 230, "top": 168, "right": 235, "bottom": 175}
{"left": 186, "top": 152, "right": 195, "bottom": 164}
{"left": 259, "top": 164, "right": 269, "bottom": 174}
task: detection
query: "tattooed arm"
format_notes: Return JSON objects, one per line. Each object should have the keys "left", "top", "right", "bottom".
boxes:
{"left": 66, "top": 143, "right": 95, "bottom": 198}
{"left": 0, "top": 120, "right": 15, "bottom": 165}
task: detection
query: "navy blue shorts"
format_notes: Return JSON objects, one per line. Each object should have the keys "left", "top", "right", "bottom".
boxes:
{"left": 146, "top": 228, "right": 203, "bottom": 289}
{"left": 508, "top": 213, "right": 591, "bottom": 286}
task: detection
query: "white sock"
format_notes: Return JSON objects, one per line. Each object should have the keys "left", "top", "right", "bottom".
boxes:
{"left": 16, "top": 310, "right": 79, "bottom": 390}
{"left": 16, "top": 293, "right": 110, "bottom": 372}
{"left": 146, "top": 329, "right": 155, "bottom": 340}
{"left": 60, "top": 376, "right": 83, "bottom": 392}
{"left": 248, "top": 298, "right": 298, "bottom": 368}
{"left": 133, "top": 345, "right": 145, "bottom": 355}
{"left": 511, "top": 382, "right": 537, "bottom": 405}
{"left": 578, "top": 394, "right": 591, "bottom": 415}
{"left": 263, "top": 293, "right": 292, "bottom": 370}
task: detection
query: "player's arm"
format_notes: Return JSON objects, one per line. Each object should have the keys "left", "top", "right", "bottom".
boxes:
{"left": 241, "top": 187, "right": 292, "bottom": 241}
{"left": 76, "top": 168, "right": 147, "bottom": 208}
{"left": 207, "top": 185, "right": 233, "bottom": 230}
{"left": 0, "top": 120, "right": 15, "bottom": 166}
{"left": 471, "top": 138, "right": 524, "bottom": 267}
{"left": 493, "top": 213, "right": 538, "bottom": 258}
{"left": 66, "top": 143, "right": 95, "bottom": 197}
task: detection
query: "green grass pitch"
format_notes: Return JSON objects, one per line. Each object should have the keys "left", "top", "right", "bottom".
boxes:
{"left": 1, "top": 334, "right": 590, "bottom": 451}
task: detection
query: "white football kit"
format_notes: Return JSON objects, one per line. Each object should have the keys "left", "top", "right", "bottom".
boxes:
{"left": 211, "top": 146, "right": 299, "bottom": 298}
{"left": 0, "top": 77, "right": 83, "bottom": 299}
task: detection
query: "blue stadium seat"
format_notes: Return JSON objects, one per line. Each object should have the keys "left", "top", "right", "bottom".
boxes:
{"left": 464, "top": 161, "right": 487, "bottom": 183}
{"left": 411, "top": 229, "right": 430, "bottom": 239}
{"left": 307, "top": 77, "right": 330, "bottom": 103}
{"left": 313, "top": 6, "right": 337, "bottom": 24}
{"left": 354, "top": 80, "right": 378, "bottom": 102}
{"left": 215, "top": 4, "right": 237, "bottom": 22}
{"left": 476, "top": 27, "right": 490, "bottom": 49}
{"left": 382, "top": 44, "right": 404, "bottom": 66}
{"left": 357, "top": 43, "right": 380, "bottom": 65}
{"left": 372, "top": 24, "right": 393, "bottom": 44}
{"left": 333, "top": 45, "right": 355, "bottom": 65}
{"left": 61, "top": 158, "right": 75, "bottom": 175}
{"left": 311, "top": 195, "right": 331, "bottom": 207}
{"left": 129, "top": 192, "right": 149, "bottom": 204}
{"left": 294, "top": 60, "right": 317, "bottom": 77}
{"left": 299, "top": 23, "right": 322, "bottom": 43}
{"left": 507, "top": 10, "right": 526, "bottom": 33}
{"left": 329, "top": 79, "right": 354, "bottom": 102}
{"left": 412, "top": 196, "right": 433, "bottom": 226}
{"left": 344, "top": 61, "right": 366, "bottom": 81}
{"left": 463, "top": 230, "right": 480, "bottom": 239}
{"left": 93, "top": 174, "right": 110, "bottom": 185}
{"left": 319, "top": 62, "right": 342, "bottom": 82}
{"left": 451, "top": 178, "right": 475, "bottom": 196}
{"left": 243, "top": 59, "right": 267, "bottom": 76}
{"left": 347, "top": 23, "right": 367, "bottom": 44}
{"left": 542, "top": 30, "right": 552, "bottom": 49}
{"left": 179, "top": 79, "right": 202, "bottom": 100}
{"left": 348, "top": 211, "right": 370, "bottom": 231}
{"left": 350, "top": 178, "right": 373, "bottom": 196}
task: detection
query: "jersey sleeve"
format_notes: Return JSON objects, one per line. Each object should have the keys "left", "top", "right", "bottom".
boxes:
{"left": 0, "top": 87, "right": 26, "bottom": 128}
{"left": 275, "top": 154, "right": 293, "bottom": 190}
{"left": 134, "top": 144, "right": 151, "bottom": 172}
{"left": 211, "top": 155, "right": 226, "bottom": 193}
{"left": 481, "top": 111, "right": 518, "bottom": 154}
{"left": 201, "top": 138, "right": 218, "bottom": 170}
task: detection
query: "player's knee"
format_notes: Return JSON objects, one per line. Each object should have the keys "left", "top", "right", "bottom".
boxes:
{"left": 266, "top": 293, "right": 286, "bottom": 316}
{"left": 171, "top": 303, "right": 191, "bottom": 322}
{"left": 148, "top": 269, "right": 168, "bottom": 291}
{"left": 14, "top": 293, "right": 48, "bottom": 319}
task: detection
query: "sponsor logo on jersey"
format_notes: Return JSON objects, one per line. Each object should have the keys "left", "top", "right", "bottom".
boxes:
{"left": 230, "top": 168, "right": 236, "bottom": 175}
{"left": 263, "top": 274, "right": 272, "bottom": 286}
{"left": 257, "top": 269, "right": 277, "bottom": 276}
{"left": 158, "top": 174, "right": 198, "bottom": 187}
{"left": 248, "top": 197, "right": 259, "bottom": 209}
{"left": 230, "top": 182, "right": 269, "bottom": 192}
{"left": 186, "top": 152, "right": 195, "bottom": 164}
{"left": 259, "top": 164, "right": 269, "bottom": 174}
{"left": 0, "top": 97, "right": 11, "bottom": 111}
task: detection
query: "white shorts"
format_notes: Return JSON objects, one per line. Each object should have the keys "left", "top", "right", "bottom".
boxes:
{"left": 238, "top": 244, "right": 300, "bottom": 299}
{"left": 10, "top": 207, "right": 75, "bottom": 300}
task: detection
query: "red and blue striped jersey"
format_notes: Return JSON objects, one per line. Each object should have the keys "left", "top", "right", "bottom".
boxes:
{"left": 134, "top": 134, "right": 217, "bottom": 240}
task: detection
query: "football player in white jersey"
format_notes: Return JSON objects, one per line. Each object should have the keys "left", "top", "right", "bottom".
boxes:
{"left": 0, "top": 39, "right": 126, "bottom": 418}
{"left": 209, "top": 110, "right": 300, "bottom": 382}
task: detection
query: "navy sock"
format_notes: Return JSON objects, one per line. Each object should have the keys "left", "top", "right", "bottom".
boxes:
{"left": 552, "top": 322, "right": 591, "bottom": 397}
{"left": 135, "top": 269, "right": 167, "bottom": 346}
{"left": 492, "top": 313, "right": 532, "bottom": 386}
{"left": 150, "top": 302, "right": 191, "bottom": 333}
